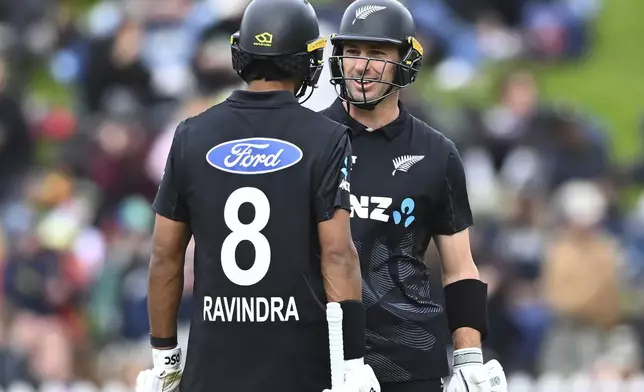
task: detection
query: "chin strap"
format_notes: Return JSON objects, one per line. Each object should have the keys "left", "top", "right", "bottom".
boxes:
{"left": 352, "top": 102, "right": 377, "bottom": 111}
{"left": 341, "top": 84, "right": 397, "bottom": 111}
{"left": 297, "top": 84, "right": 316, "bottom": 105}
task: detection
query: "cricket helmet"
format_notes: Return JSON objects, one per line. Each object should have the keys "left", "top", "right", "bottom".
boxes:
{"left": 231, "top": 0, "right": 327, "bottom": 102}
{"left": 329, "top": 0, "right": 423, "bottom": 110}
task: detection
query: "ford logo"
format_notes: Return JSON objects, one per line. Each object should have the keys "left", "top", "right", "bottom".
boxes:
{"left": 206, "top": 137, "right": 303, "bottom": 175}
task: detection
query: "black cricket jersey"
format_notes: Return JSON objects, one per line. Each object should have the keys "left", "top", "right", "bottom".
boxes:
{"left": 320, "top": 99, "right": 474, "bottom": 382}
{"left": 152, "top": 90, "right": 353, "bottom": 392}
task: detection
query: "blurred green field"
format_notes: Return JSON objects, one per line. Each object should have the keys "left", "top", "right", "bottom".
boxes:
{"left": 419, "top": 0, "right": 644, "bottom": 162}
{"left": 537, "top": 0, "right": 644, "bottom": 161}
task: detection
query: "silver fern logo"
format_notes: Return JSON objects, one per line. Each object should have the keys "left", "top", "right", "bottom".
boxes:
{"left": 392, "top": 155, "right": 424, "bottom": 176}
{"left": 353, "top": 5, "right": 387, "bottom": 25}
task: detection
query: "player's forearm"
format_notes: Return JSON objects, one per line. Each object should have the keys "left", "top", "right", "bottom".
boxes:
{"left": 148, "top": 254, "right": 184, "bottom": 346}
{"left": 452, "top": 327, "right": 481, "bottom": 349}
{"left": 321, "top": 244, "right": 362, "bottom": 302}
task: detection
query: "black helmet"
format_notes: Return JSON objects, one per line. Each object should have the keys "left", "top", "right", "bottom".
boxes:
{"left": 328, "top": 0, "right": 423, "bottom": 110}
{"left": 231, "top": 0, "right": 327, "bottom": 103}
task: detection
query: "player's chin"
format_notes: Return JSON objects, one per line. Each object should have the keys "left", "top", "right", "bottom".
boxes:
{"left": 347, "top": 88, "right": 382, "bottom": 104}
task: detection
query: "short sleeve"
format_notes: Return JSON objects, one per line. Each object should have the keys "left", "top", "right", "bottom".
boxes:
{"left": 314, "top": 130, "right": 353, "bottom": 222}
{"left": 152, "top": 122, "right": 190, "bottom": 222}
{"left": 433, "top": 141, "right": 473, "bottom": 235}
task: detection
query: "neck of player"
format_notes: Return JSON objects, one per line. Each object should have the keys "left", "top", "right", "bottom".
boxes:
{"left": 345, "top": 92, "right": 400, "bottom": 130}
{"left": 247, "top": 80, "right": 298, "bottom": 94}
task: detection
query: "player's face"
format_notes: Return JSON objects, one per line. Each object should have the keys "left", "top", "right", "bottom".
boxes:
{"left": 341, "top": 41, "right": 400, "bottom": 103}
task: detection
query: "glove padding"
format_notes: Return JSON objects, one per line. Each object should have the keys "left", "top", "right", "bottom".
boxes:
{"left": 323, "top": 358, "right": 381, "bottom": 392}
{"left": 136, "top": 347, "right": 183, "bottom": 392}
{"left": 446, "top": 348, "right": 507, "bottom": 392}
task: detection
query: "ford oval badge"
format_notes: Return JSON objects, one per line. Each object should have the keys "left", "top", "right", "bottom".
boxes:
{"left": 206, "top": 137, "right": 303, "bottom": 175}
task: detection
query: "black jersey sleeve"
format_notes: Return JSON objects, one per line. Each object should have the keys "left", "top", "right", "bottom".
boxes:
{"left": 433, "top": 140, "right": 473, "bottom": 235}
{"left": 152, "top": 121, "right": 190, "bottom": 222}
{"left": 314, "top": 129, "right": 353, "bottom": 222}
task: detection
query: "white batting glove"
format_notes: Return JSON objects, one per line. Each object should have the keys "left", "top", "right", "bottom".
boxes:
{"left": 323, "top": 358, "right": 380, "bottom": 392}
{"left": 485, "top": 359, "right": 507, "bottom": 391}
{"left": 135, "top": 347, "right": 183, "bottom": 392}
{"left": 445, "top": 348, "right": 507, "bottom": 392}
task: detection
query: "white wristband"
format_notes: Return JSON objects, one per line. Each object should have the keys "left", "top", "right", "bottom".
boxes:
{"left": 453, "top": 348, "right": 483, "bottom": 367}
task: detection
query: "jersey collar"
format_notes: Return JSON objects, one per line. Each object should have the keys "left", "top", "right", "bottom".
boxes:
{"left": 227, "top": 90, "right": 298, "bottom": 106}
{"left": 328, "top": 99, "right": 409, "bottom": 140}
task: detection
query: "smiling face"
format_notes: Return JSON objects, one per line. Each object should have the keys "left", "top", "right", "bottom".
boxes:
{"left": 340, "top": 40, "right": 401, "bottom": 103}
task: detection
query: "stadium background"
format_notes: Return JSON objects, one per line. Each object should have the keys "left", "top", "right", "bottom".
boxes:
{"left": 0, "top": 0, "right": 643, "bottom": 390}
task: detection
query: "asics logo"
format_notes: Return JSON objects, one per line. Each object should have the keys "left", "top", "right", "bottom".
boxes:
{"left": 164, "top": 353, "right": 180, "bottom": 366}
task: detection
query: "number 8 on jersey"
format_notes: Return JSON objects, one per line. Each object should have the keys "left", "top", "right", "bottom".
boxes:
{"left": 222, "top": 187, "right": 271, "bottom": 286}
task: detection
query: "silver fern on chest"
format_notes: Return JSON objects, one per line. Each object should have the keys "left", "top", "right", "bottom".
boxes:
{"left": 392, "top": 155, "right": 425, "bottom": 176}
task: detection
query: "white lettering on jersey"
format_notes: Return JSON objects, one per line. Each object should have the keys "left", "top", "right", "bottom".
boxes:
{"left": 339, "top": 179, "right": 351, "bottom": 192}
{"left": 350, "top": 195, "right": 392, "bottom": 222}
{"left": 203, "top": 296, "right": 299, "bottom": 322}
{"left": 369, "top": 197, "right": 392, "bottom": 222}
{"left": 350, "top": 195, "right": 370, "bottom": 219}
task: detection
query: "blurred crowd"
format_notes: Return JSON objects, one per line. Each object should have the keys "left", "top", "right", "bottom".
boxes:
{"left": 0, "top": 0, "right": 643, "bottom": 389}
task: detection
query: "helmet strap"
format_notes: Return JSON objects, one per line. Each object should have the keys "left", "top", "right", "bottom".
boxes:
{"left": 344, "top": 83, "right": 397, "bottom": 111}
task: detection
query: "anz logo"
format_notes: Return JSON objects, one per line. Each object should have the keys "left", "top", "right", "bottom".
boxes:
{"left": 392, "top": 198, "right": 416, "bottom": 227}
{"left": 350, "top": 196, "right": 416, "bottom": 228}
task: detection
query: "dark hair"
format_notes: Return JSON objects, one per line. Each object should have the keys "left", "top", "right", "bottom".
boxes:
{"left": 240, "top": 59, "right": 297, "bottom": 83}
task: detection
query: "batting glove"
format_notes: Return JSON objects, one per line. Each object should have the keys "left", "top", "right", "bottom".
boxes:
{"left": 323, "top": 358, "right": 381, "bottom": 392}
{"left": 445, "top": 348, "right": 507, "bottom": 392}
{"left": 135, "top": 347, "right": 183, "bottom": 392}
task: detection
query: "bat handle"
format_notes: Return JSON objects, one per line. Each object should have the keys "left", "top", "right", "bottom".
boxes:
{"left": 327, "top": 302, "right": 344, "bottom": 390}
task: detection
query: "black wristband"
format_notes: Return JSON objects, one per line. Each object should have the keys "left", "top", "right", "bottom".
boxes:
{"left": 150, "top": 334, "right": 178, "bottom": 348}
{"left": 339, "top": 300, "right": 366, "bottom": 360}
{"left": 443, "top": 279, "right": 488, "bottom": 340}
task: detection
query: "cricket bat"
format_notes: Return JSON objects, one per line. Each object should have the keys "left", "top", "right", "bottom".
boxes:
{"left": 326, "top": 302, "right": 344, "bottom": 390}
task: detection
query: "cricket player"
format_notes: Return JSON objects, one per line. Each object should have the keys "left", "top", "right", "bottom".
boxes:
{"left": 320, "top": 1, "right": 508, "bottom": 391}
{"left": 135, "top": 0, "right": 379, "bottom": 391}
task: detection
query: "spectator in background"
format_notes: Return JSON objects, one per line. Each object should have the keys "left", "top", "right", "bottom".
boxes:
{"left": 481, "top": 70, "right": 542, "bottom": 171}
{"left": 86, "top": 117, "right": 158, "bottom": 223}
{"left": 0, "top": 223, "right": 35, "bottom": 388}
{"left": 82, "top": 19, "right": 156, "bottom": 116}
{"left": 0, "top": 167, "right": 96, "bottom": 385}
{"left": 3, "top": 234, "right": 76, "bottom": 383}
{"left": 135, "top": 0, "right": 219, "bottom": 100}
{"left": 540, "top": 180, "right": 622, "bottom": 375}
{"left": 190, "top": 15, "right": 243, "bottom": 98}
{"left": 491, "top": 191, "right": 549, "bottom": 374}
{"left": 0, "top": 58, "right": 32, "bottom": 203}
{"left": 541, "top": 110, "right": 610, "bottom": 190}
{"left": 522, "top": 0, "right": 599, "bottom": 61}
